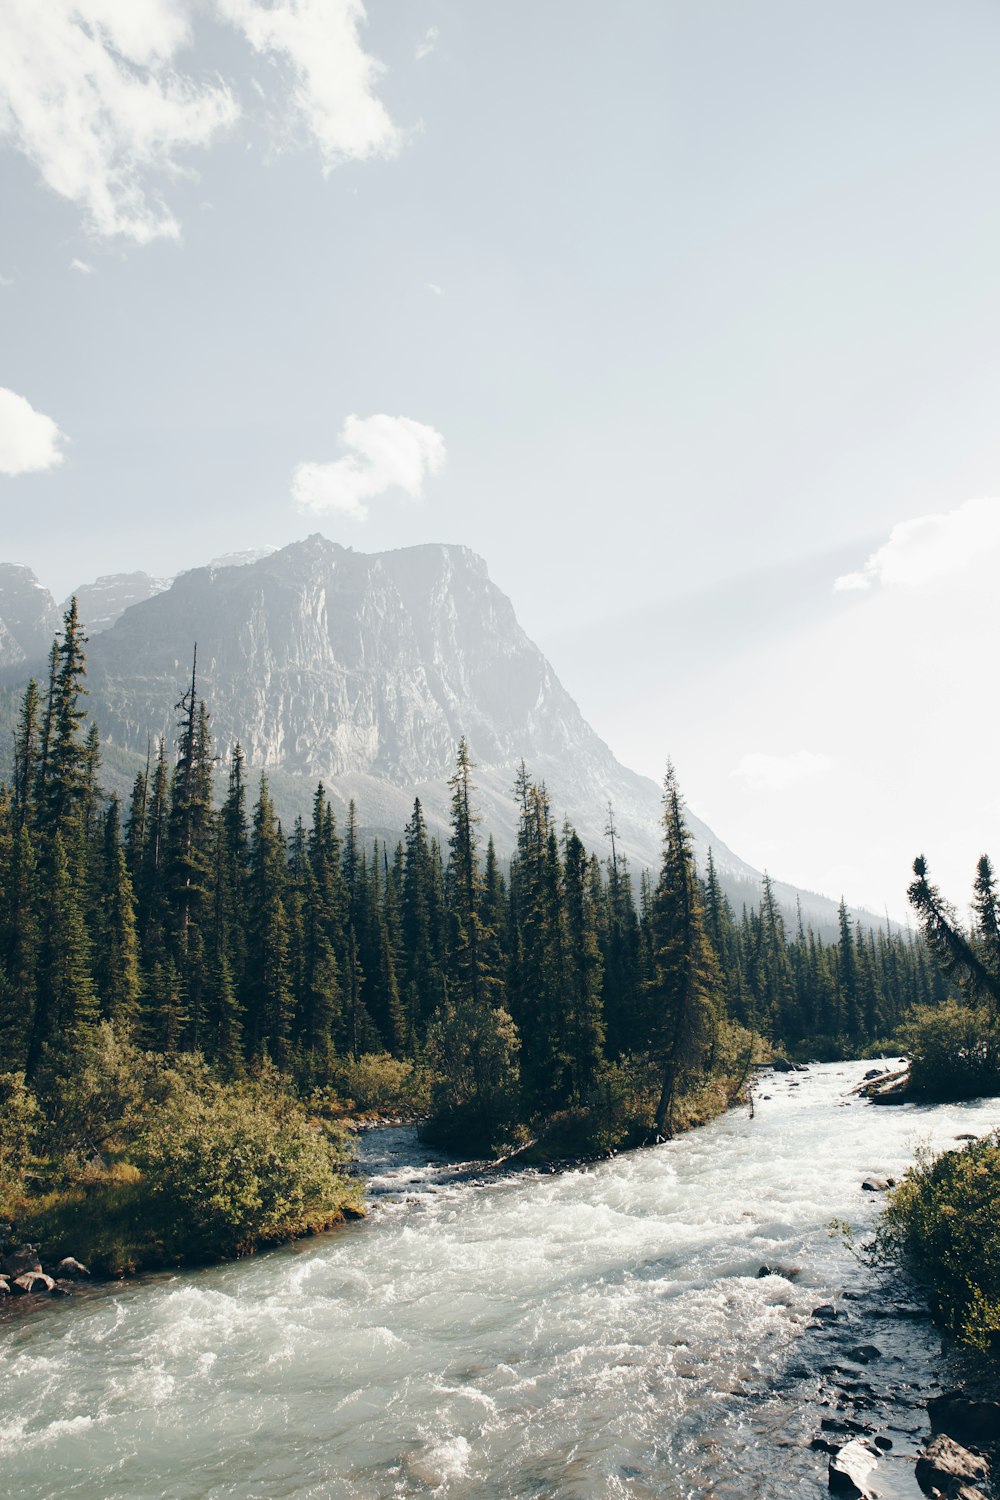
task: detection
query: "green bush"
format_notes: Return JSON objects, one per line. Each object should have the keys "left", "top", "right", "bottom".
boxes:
{"left": 877, "top": 1130, "right": 1000, "bottom": 1359}
{"left": 136, "top": 1062, "right": 357, "bottom": 1260}
{"left": 324, "top": 1051, "right": 434, "bottom": 1117}
{"left": 898, "top": 1000, "right": 1000, "bottom": 1100}
{"left": 13, "top": 1026, "right": 361, "bottom": 1273}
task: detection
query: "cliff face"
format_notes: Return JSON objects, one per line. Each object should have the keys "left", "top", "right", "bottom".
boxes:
{"left": 61, "top": 573, "right": 170, "bottom": 635}
{"left": 0, "top": 563, "right": 60, "bottom": 667}
{"left": 78, "top": 535, "right": 759, "bottom": 892}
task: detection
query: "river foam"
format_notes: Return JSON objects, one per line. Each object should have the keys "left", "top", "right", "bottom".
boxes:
{"left": 2, "top": 1061, "right": 999, "bottom": 1499}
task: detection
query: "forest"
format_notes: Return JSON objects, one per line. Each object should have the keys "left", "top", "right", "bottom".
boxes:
{"left": 0, "top": 601, "right": 970, "bottom": 1272}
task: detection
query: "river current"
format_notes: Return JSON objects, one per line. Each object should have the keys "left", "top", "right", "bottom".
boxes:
{"left": 3, "top": 1061, "right": 1000, "bottom": 1500}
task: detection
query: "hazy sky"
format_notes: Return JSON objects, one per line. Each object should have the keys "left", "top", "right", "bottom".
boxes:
{"left": 2, "top": 0, "right": 1000, "bottom": 920}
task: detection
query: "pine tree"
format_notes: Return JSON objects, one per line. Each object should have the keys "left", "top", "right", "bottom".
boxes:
{"left": 245, "top": 776, "right": 294, "bottom": 1066}
{"left": 94, "top": 798, "right": 141, "bottom": 1027}
{"left": 648, "top": 764, "right": 722, "bottom": 1136}
{"left": 562, "top": 826, "right": 605, "bottom": 1101}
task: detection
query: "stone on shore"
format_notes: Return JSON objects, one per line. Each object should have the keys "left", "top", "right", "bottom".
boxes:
{"left": 55, "top": 1257, "right": 90, "bottom": 1279}
{"left": 915, "top": 1435, "right": 988, "bottom": 1496}
{"left": 12, "top": 1271, "right": 56, "bottom": 1294}
{"left": 2, "top": 1244, "right": 41, "bottom": 1278}
{"left": 927, "top": 1391, "right": 1000, "bottom": 1447}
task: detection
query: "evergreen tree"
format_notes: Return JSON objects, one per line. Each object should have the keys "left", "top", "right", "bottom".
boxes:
{"left": 647, "top": 764, "right": 722, "bottom": 1136}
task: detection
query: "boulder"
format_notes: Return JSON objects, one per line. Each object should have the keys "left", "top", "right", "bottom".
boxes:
{"left": 772, "top": 1057, "right": 796, "bottom": 1072}
{"left": 863, "top": 1069, "right": 885, "bottom": 1081}
{"left": 829, "top": 1438, "right": 878, "bottom": 1496}
{"left": 2, "top": 1243, "right": 41, "bottom": 1278}
{"left": 927, "top": 1392, "right": 1000, "bottom": 1447}
{"left": 845, "top": 1345, "right": 882, "bottom": 1365}
{"left": 915, "top": 1435, "right": 988, "bottom": 1496}
{"left": 861, "top": 1177, "right": 895, "bottom": 1192}
{"left": 49, "top": 1280, "right": 76, "bottom": 1296}
{"left": 812, "top": 1303, "right": 840, "bottom": 1320}
{"left": 55, "top": 1257, "right": 90, "bottom": 1279}
{"left": 955, "top": 1133, "right": 977, "bottom": 1142}
{"left": 0, "top": 1276, "right": 9, "bottom": 1295}
{"left": 12, "top": 1271, "right": 56, "bottom": 1294}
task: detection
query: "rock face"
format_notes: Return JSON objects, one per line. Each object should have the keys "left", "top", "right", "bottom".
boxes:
{"left": 63, "top": 572, "right": 170, "bottom": 635}
{"left": 0, "top": 563, "right": 59, "bottom": 666}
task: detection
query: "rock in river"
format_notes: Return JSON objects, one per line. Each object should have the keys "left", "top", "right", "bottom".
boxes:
{"left": 829, "top": 1438, "right": 878, "bottom": 1496}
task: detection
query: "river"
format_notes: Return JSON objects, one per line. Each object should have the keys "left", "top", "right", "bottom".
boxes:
{"left": 2, "top": 1061, "right": 999, "bottom": 1500}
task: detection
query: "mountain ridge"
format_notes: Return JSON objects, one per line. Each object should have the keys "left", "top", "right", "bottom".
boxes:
{"left": 0, "top": 536, "right": 876, "bottom": 934}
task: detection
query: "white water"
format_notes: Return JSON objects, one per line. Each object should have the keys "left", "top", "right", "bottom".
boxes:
{"left": 2, "top": 1062, "right": 999, "bottom": 1500}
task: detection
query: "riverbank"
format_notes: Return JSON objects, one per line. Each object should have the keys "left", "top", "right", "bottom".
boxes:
{"left": 4, "top": 1061, "right": 1000, "bottom": 1500}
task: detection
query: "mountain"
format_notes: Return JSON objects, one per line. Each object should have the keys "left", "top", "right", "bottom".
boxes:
{"left": 0, "top": 563, "right": 60, "bottom": 666}
{"left": 66, "top": 533, "right": 856, "bottom": 931}
{"left": 61, "top": 572, "right": 171, "bottom": 635}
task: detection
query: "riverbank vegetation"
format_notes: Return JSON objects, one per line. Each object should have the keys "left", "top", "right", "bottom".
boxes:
{"left": 0, "top": 603, "right": 955, "bottom": 1268}
{"left": 871, "top": 851, "right": 1000, "bottom": 1365}
{"left": 1, "top": 1024, "right": 360, "bottom": 1275}
{"left": 877, "top": 1131, "right": 1000, "bottom": 1363}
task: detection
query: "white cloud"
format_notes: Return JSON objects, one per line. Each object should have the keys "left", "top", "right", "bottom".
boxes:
{"left": 426, "top": 281, "right": 444, "bottom": 297}
{"left": 219, "top": 0, "right": 401, "bottom": 169}
{"left": 0, "top": 0, "right": 399, "bottom": 244}
{"left": 69, "top": 257, "right": 94, "bottom": 274}
{"left": 415, "top": 26, "right": 439, "bottom": 62}
{"left": 834, "top": 496, "right": 1000, "bottom": 592}
{"left": 733, "top": 750, "right": 834, "bottom": 794}
{"left": 0, "top": 270, "right": 13, "bottom": 286}
{"left": 292, "top": 412, "right": 446, "bottom": 520}
{"left": 0, "top": 0, "right": 239, "bottom": 244}
{"left": 0, "top": 387, "right": 65, "bottom": 475}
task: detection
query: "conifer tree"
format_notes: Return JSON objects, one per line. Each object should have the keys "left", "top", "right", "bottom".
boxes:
{"left": 245, "top": 776, "right": 294, "bottom": 1065}
{"left": 94, "top": 798, "right": 141, "bottom": 1027}
{"left": 648, "top": 764, "right": 722, "bottom": 1135}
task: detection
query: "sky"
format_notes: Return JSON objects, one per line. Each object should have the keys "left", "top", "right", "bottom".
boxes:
{"left": 2, "top": 0, "right": 1000, "bottom": 921}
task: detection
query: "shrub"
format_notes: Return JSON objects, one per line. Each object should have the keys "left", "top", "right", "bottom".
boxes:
{"left": 898, "top": 1000, "right": 1000, "bottom": 1100}
{"left": 324, "top": 1052, "right": 434, "bottom": 1117}
{"left": 876, "top": 1130, "right": 1000, "bottom": 1360}
{"left": 15, "top": 1027, "right": 360, "bottom": 1272}
{"left": 135, "top": 1064, "right": 357, "bottom": 1260}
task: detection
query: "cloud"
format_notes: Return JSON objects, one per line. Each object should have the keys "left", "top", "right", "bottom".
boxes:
{"left": 292, "top": 413, "right": 445, "bottom": 520}
{"left": 733, "top": 750, "right": 834, "bottom": 794}
{"left": 0, "top": 0, "right": 399, "bottom": 244}
{"left": 218, "top": 0, "right": 401, "bottom": 169}
{"left": 69, "top": 257, "right": 94, "bottom": 274}
{"left": 0, "top": 387, "right": 65, "bottom": 475}
{"left": 426, "top": 281, "right": 444, "bottom": 297}
{"left": 834, "top": 497, "right": 1000, "bottom": 592}
{"left": 415, "top": 26, "right": 439, "bottom": 62}
{"left": 0, "top": 0, "right": 239, "bottom": 243}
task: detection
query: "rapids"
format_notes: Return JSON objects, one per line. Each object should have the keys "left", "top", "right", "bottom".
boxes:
{"left": 3, "top": 1060, "right": 999, "bottom": 1500}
